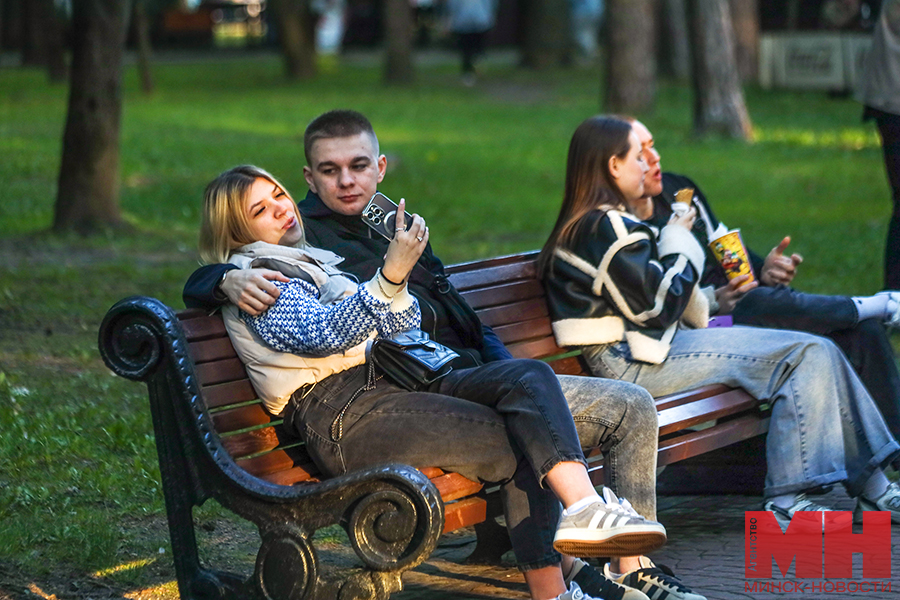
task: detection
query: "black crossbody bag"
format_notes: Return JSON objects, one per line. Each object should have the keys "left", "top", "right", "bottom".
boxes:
{"left": 371, "top": 329, "right": 459, "bottom": 391}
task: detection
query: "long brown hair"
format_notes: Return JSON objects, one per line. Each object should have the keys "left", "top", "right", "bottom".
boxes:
{"left": 537, "top": 116, "right": 634, "bottom": 277}
{"left": 199, "top": 165, "right": 304, "bottom": 264}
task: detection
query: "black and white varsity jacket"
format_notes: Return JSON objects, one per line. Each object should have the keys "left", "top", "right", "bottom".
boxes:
{"left": 542, "top": 207, "right": 709, "bottom": 364}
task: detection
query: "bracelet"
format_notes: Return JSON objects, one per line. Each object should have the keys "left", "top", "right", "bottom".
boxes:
{"left": 375, "top": 269, "right": 398, "bottom": 298}
{"left": 379, "top": 269, "right": 404, "bottom": 286}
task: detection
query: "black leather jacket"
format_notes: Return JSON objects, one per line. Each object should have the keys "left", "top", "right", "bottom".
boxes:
{"left": 542, "top": 207, "right": 708, "bottom": 364}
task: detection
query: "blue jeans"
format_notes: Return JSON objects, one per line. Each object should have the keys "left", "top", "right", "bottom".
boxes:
{"left": 582, "top": 326, "right": 900, "bottom": 498}
{"left": 733, "top": 285, "right": 900, "bottom": 441}
{"left": 557, "top": 375, "right": 659, "bottom": 520}
{"left": 284, "top": 358, "right": 586, "bottom": 571}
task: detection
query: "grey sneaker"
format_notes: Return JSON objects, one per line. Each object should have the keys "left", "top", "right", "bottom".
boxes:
{"left": 855, "top": 481, "right": 900, "bottom": 523}
{"left": 762, "top": 494, "right": 852, "bottom": 532}
{"left": 565, "top": 558, "right": 649, "bottom": 600}
{"left": 554, "top": 489, "right": 667, "bottom": 557}
{"left": 610, "top": 557, "right": 707, "bottom": 600}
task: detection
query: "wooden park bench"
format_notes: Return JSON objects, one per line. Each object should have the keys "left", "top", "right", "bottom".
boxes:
{"left": 98, "top": 251, "right": 768, "bottom": 600}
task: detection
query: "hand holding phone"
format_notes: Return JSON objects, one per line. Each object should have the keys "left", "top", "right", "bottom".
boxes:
{"left": 382, "top": 198, "right": 429, "bottom": 284}
{"left": 362, "top": 192, "right": 414, "bottom": 240}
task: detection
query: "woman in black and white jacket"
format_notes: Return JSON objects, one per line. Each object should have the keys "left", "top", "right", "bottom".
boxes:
{"left": 539, "top": 116, "right": 900, "bottom": 535}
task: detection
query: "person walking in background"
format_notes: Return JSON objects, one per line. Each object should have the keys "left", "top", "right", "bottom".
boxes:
{"left": 570, "top": 0, "right": 603, "bottom": 62}
{"left": 446, "top": 0, "right": 497, "bottom": 85}
{"left": 859, "top": 0, "right": 900, "bottom": 288}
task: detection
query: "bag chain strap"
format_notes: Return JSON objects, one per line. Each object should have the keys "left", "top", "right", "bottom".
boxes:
{"left": 330, "top": 361, "right": 382, "bottom": 442}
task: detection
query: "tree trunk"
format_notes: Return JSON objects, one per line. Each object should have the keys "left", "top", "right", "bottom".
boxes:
{"left": 520, "top": 0, "right": 571, "bottom": 68}
{"left": 729, "top": 0, "right": 758, "bottom": 83}
{"left": 604, "top": 0, "right": 656, "bottom": 113}
{"left": 688, "top": 0, "right": 752, "bottom": 139}
{"left": 269, "top": 0, "right": 316, "bottom": 80}
{"left": 133, "top": 0, "right": 154, "bottom": 94}
{"left": 383, "top": 0, "right": 414, "bottom": 83}
{"left": 659, "top": 0, "right": 691, "bottom": 81}
{"left": 53, "top": 0, "right": 132, "bottom": 233}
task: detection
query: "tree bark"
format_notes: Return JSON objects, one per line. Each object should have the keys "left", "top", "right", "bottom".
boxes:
{"left": 520, "top": 0, "right": 571, "bottom": 68}
{"left": 269, "top": 0, "right": 317, "bottom": 80}
{"left": 133, "top": 0, "right": 154, "bottom": 94}
{"left": 659, "top": 0, "right": 691, "bottom": 81}
{"left": 383, "top": 0, "right": 414, "bottom": 83}
{"left": 53, "top": 0, "right": 132, "bottom": 233}
{"left": 604, "top": 0, "right": 656, "bottom": 113}
{"left": 729, "top": 0, "right": 758, "bottom": 83}
{"left": 688, "top": 0, "right": 752, "bottom": 139}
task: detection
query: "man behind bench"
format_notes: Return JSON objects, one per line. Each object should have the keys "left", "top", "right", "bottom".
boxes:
{"left": 184, "top": 109, "right": 707, "bottom": 600}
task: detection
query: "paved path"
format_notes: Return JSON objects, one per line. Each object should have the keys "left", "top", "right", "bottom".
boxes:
{"left": 394, "top": 490, "right": 900, "bottom": 600}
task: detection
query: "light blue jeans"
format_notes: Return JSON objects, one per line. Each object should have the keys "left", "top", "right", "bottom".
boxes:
{"left": 558, "top": 376, "right": 659, "bottom": 520}
{"left": 582, "top": 326, "right": 900, "bottom": 499}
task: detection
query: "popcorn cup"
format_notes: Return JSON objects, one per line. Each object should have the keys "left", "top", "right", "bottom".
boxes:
{"left": 708, "top": 229, "right": 755, "bottom": 283}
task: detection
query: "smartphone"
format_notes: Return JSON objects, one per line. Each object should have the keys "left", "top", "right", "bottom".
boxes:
{"left": 361, "top": 192, "right": 412, "bottom": 240}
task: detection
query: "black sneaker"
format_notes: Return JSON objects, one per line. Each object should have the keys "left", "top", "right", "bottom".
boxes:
{"left": 565, "top": 558, "right": 649, "bottom": 600}
{"left": 611, "top": 557, "right": 707, "bottom": 600}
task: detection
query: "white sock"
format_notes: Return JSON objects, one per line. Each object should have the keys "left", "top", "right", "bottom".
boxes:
{"left": 852, "top": 295, "right": 893, "bottom": 321}
{"left": 766, "top": 493, "right": 798, "bottom": 510}
{"left": 862, "top": 469, "right": 891, "bottom": 501}
{"left": 564, "top": 494, "right": 603, "bottom": 516}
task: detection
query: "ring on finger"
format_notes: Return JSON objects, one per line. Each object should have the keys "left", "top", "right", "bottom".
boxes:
{"left": 416, "top": 236, "right": 423, "bottom": 242}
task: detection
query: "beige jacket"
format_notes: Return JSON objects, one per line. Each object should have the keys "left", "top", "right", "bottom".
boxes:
{"left": 222, "top": 242, "right": 413, "bottom": 415}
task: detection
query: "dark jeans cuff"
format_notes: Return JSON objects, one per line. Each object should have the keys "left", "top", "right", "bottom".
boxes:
{"left": 517, "top": 553, "right": 562, "bottom": 573}
{"left": 537, "top": 454, "right": 589, "bottom": 487}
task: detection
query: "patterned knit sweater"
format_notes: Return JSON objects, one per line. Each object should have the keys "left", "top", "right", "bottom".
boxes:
{"left": 243, "top": 277, "right": 420, "bottom": 356}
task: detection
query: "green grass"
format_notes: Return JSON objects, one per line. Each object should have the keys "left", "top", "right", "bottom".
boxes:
{"left": 0, "top": 51, "right": 892, "bottom": 594}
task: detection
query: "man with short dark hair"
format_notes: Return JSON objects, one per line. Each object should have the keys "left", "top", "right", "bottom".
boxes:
{"left": 630, "top": 118, "right": 900, "bottom": 444}
{"left": 184, "top": 109, "right": 707, "bottom": 600}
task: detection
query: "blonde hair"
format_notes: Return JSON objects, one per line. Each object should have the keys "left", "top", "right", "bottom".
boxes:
{"left": 199, "top": 165, "right": 305, "bottom": 264}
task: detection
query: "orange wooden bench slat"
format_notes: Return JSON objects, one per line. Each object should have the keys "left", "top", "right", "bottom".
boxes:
{"left": 446, "top": 259, "right": 537, "bottom": 291}
{"left": 490, "top": 317, "right": 554, "bottom": 346}
{"left": 202, "top": 379, "right": 259, "bottom": 409}
{"left": 429, "top": 472, "right": 484, "bottom": 503}
{"left": 458, "top": 279, "right": 546, "bottom": 311}
{"left": 212, "top": 403, "right": 274, "bottom": 434}
{"left": 442, "top": 497, "right": 488, "bottom": 534}
{"left": 190, "top": 336, "right": 239, "bottom": 364}
{"left": 195, "top": 358, "right": 248, "bottom": 387}
{"left": 654, "top": 384, "right": 733, "bottom": 412}
{"left": 657, "top": 388, "right": 758, "bottom": 436}
{"left": 543, "top": 356, "right": 585, "bottom": 375}
{"left": 236, "top": 446, "right": 318, "bottom": 478}
{"left": 476, "top": 299, "right": 548, "bottom": 329}
{"left": 657, "top": 415, "right": 771, "bottom": 465}
{"left": 507, "top": 337, "right": 569, "bottom": 361}
{"left": 180, "top": 315, "right": 228, "bottom": 342}
{"left": 220, "top": 425, "right": 283, "bottom": 460}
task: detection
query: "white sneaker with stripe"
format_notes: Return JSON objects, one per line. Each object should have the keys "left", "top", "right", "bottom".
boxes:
{"left": 553, "top": 488, "right": 667, "bottom": 557}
